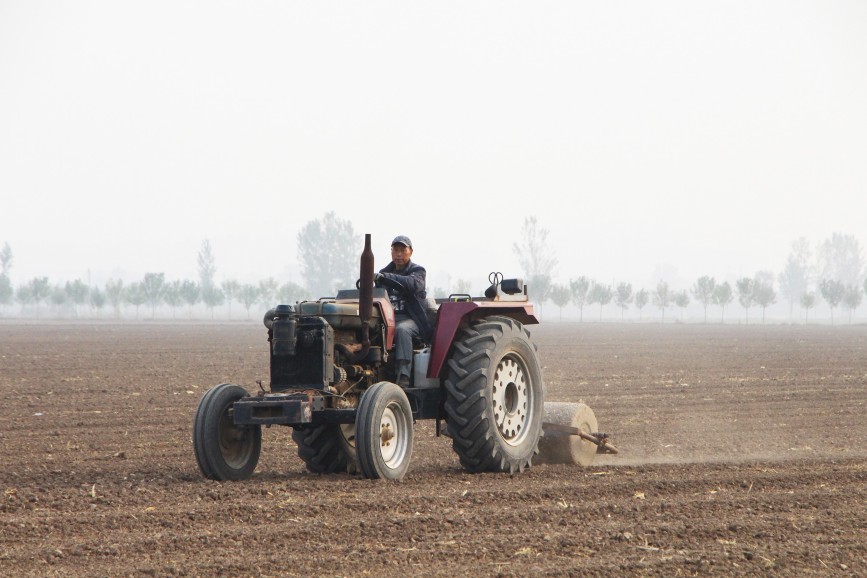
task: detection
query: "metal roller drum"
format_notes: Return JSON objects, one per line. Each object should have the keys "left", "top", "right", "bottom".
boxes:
{"left": 537, "top": 402, "right": 599, "bottom": 466}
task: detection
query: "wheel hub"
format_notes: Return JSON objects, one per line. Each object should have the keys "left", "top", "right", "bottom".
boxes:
{"left": 218, "top": 412, "right": 254, "bottom": 468}
{"left": 378, "top": 405, "right": 407, "bottom": 467}
{"left": 492, "top": 356, "right": 530, "bottom": 446}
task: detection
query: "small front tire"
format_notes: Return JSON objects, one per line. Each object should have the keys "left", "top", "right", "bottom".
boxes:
{"left": 193, "top": 383, "right": 261, "bottom": 481}
{"left": 356, "top": 382, "right": 414, "bottom": 480}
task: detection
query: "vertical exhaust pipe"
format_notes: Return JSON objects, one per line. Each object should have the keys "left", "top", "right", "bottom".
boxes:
{"left": 355, "top": 234, "right": 374, "bottom": 361}
{"left": 359, "top": 233, "right": 374, "bottom": 323}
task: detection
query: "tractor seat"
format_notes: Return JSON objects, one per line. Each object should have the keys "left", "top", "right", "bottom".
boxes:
{"left": 425, "top": 297, "right": 439, "bottom": 327}
{"left": 413, "top": 298, "right": 440, "bottom": 349}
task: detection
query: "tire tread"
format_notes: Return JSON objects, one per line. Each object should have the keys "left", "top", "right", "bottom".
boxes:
{"left": 443, "top": 316, "right": 543, "bottom": 473}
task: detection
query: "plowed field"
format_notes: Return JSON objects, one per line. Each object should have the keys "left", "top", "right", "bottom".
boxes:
{"left": 1, "top": 322, "right": 865, "bottom": 576}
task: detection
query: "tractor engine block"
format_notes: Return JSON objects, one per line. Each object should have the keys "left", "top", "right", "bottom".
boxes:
{"left": 267, "top": 303, "right": 386, "bottom": 398}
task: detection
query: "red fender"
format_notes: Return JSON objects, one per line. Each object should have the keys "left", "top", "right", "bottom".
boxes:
{"left": 427, "top": 301, "right": 538, "bottom": 379}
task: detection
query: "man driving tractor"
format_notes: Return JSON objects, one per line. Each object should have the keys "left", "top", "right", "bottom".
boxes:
{"left": 373, "top": 235, "right": 432, "bottom": 386}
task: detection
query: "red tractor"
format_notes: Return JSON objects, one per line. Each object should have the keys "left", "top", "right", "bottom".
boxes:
{"left": 193, "top": 235, "right": 614, "bottom": 481}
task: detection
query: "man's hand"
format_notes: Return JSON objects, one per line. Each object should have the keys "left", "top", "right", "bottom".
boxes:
{"left": 374, "top": 273, "right": 383, "bottom": 284}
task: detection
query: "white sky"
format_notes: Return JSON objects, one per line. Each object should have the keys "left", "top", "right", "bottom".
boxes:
{"left": 1, "top": 1, "right": 865, "bottom": 294}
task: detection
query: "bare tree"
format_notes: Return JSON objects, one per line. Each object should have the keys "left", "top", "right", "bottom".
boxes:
{"left": 817, "top": 232, "right": 864, "bottom": 287}
{"left": 0, "top": 274, "right": 12, "bottom": 315}
{"left": 141, "top": 273, "right": 166, "bottom": 319}
{"left": 0, "top": 242, "right": 12, "bottom": 276}
{"left": 588, "top": 283, "right": 612, "bottom": 321}
{"left": 570, "top": 276, "right": 592, "bottom": 322}
{"left": 278, "top": 281, "right": 307, "bottom": 305}
{"left": 50, "top": 284, "right": 67, "bottom": 313}
{"left": 453, "top": 278, "right": 472, "bottom": 296}
{"left": 238, "top": 284, "right": 261, "bottom": 319}
{"left": 197, "top": 240, "right": 222, "bottom": 318}
{"left": 222, "top": 279, "right": 240, "bottom": 319}
{"left": 752, "top": 271, "right": 777, "bottom": 324}
{"left": 549, "top": 284, "right": 571, "bottom": 321}
{"left": 713, "top": 281, "right": 733, "bottom": 323}
{"left": 124, "top": 282, "right": 147, "bottom": 320}
{"left": 779, "top": 238, "right": 811, "bottom": 320}
{"left": 736, "top": 277, "right": 755, "bottom": 324}
{"left": 65, "top": 279, "right": 89, "bottom": 318}
{"left": 197, "top": 239, "right": 217, "bottom": 290}
{"left": 297, "top": 212, "right": 358, "bottom": 299}
{"left": 201, "top": 285, "right": 224, "bottom": 319}
{"left": 614, "top": 282, "right": 633, "bottom": 321}
{"left": 163, "top": 280, "right": 184, "bottom": 319}
{"left": 105, "top": 278, "right": 125, "bottom": 319}
{"left": 180, "top": 280, "right": 200, "bottom": 319}
{"left": 16, "top": 284, "right": 33, "bottom": 314}
{"left": 652, "top": 281, "right": 671, "bottom": 322}
{"left": 635, "top": 288, "right": 649, "bottom": 321}
{"left": 26, "top": 277, "right": 50, "bottom": 318}
{"left": 820, "top": 279, "right": 845, "bottom": 325}
{"left": 691, "top": 276, "right": 716, "bottom": 323}
{"left": 800, "top": 292, "right": 816, "bottom": 323}
{"left": 258, "top": 277, "right": 279, "bottom": 309}
{"left": 842, "top": 285, "right": 862, "bottom": 323}
{"left": 674, "top": 290, "right": 690, "bottom": 321}
{"left": 513, "top": 216, "right": 556, "bottom": 306}
{"left": 89, "top": 286, "right": 106, "bottom": 318}
{"left": 528, "top": 274, "right": 552, "bottom": 307}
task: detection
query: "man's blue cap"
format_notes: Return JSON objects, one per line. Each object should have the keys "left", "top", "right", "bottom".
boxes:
{"left": 391, "top": 235, "right": 412, "bottom": 249}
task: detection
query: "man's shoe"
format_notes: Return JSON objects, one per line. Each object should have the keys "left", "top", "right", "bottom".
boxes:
{"left": 397, "top": 375, "right": 411, "bottom": 387}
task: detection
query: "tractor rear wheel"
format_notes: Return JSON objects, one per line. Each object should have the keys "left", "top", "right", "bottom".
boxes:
{"left": 444, "top": 316, "right": 544, "bottom": 474}
{"left": 356, "top": 382, "right": 414, "bottom": 480}
{"left": 193, "top": 383, "right": 261, "bottom": 480}
{"left": 291, "top": 424, "right": 357, "bottom": 474}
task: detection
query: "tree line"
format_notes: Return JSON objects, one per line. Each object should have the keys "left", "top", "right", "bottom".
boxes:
{"left": 0, "top": 240, "right": 307, "bottom": 320}
{"left": 0, "top": 212, "right": 473, "bottom": 320}
{"left": 2, "top": 219, "right": 866, "bottom": 323}
{"left": 542, "top": 273, "right": 864, "bottom": 325}
{"left": 514, "top": 221, "right": 866, "bottom": 324}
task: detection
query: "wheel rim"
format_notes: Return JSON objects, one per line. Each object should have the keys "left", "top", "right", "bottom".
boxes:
{"left": 492, "top": 354, "right": 532, "bottom": 446}
{"left": 218, "top": 408, "right": 255, "bottom": 469}
{"left": 379, "top": 402, "right": 409, "bottom": 469}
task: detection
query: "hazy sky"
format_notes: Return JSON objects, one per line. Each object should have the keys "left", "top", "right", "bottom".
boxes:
{"left": 2, "top": 1, "right": 865, "bottom": 293}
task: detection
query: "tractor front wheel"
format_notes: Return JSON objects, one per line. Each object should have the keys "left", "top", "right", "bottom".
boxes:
{"left": 444, "top": 316, "right": 544, "bottom": 474}
{"left": 355, "top": 382, "right": 414, "bottom": 480}
{"left": 193, "top": 383, "right": 261, "bottom": 480}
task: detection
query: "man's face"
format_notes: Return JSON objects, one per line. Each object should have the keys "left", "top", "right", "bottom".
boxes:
{"left": 391, "top": 243, "right": 412, "bottom": 268}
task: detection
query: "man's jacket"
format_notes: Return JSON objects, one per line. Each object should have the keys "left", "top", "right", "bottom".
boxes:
{"left": 377, "top": 260, "right": 433, "bottom": 341}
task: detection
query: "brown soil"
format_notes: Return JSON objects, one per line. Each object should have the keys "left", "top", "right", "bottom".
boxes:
{"left": 1, "top": 321, "right": 865, "bottom": 576}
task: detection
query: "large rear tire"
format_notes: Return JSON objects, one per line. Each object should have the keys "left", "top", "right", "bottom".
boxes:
{"left": 444, "top": 316, "right": 544, "bottom": 474}
{"left": 193, "top": 383, "right": 262, "bottom": 481}
{"left": 356, "top": 382, "right": 414, "bottom": 480}
{"left": 291, "top": 424, "right": 358, "bottom": 474}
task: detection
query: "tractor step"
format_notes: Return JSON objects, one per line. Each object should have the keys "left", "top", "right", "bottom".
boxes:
{"left": 233, "top": 393, "right": 363, "bottom": 427}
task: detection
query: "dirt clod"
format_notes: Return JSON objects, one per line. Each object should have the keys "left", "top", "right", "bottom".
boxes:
{"left": 1, "top": 322, "right": 865, "bottom": 576}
